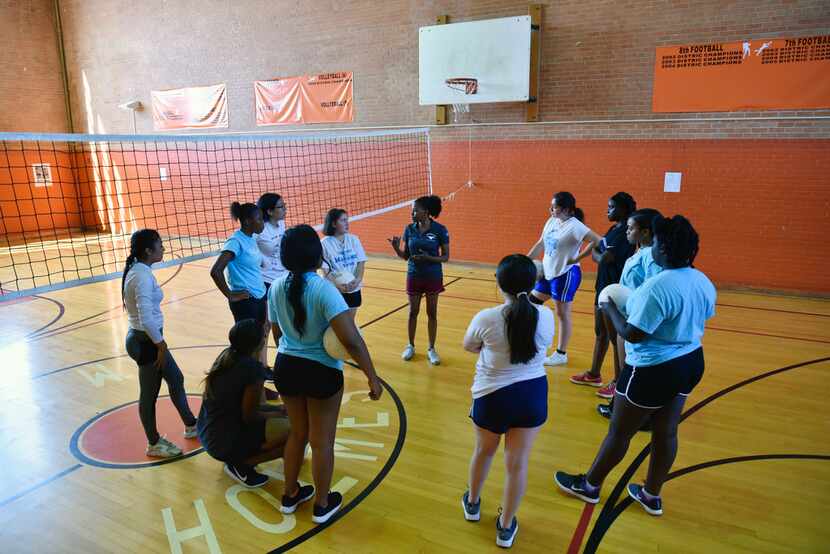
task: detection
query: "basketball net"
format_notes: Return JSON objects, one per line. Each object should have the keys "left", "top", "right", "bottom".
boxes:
{"left": 445, "top": 78, "right": 477, "bottom": 124}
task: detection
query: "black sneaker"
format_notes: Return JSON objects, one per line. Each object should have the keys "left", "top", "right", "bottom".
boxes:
{"left": 462, "top": 491, "right": 481, "bottom": 521}
{"left": 597, "top": 402, "right": 612, "bottom": 419}
{"left": 627, "top": 483, "right": 663, "bottom": 516}
{"left": 280, "top": 484, "right": 315, "bottom": 514}
{"left": 223, "top": 463, "right": 269, "bottom": 488}
{"left": 554, "top": 472, "right": 600, "bottom": 504}
{"left": 495, "top": 512, "right": 518, "bottom": 548}
{"left": 312, "top": 491, "right": 343, "bottom": 524}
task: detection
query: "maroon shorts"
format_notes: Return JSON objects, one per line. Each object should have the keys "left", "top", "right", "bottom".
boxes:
{"left": 406, "top": 275, "right": 445, "bottom": 296}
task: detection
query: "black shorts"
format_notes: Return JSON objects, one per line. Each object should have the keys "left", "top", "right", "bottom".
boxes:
{"left": 217, "top": 420, "right": 266, "bottom": 464}
{"left": 617, "top": 347, "right": 704, "bottom": 409}
{"left": 470, "top": 376, "right": 548, "bottom": 434}
{"left": 274, "top": 353, "right": 344, "bottom": 399}
{"left": 229, "top": 295, "right": 267, "bottom": 326}
{"left": 342, "top": 290, "right": 362, "bottom": 308}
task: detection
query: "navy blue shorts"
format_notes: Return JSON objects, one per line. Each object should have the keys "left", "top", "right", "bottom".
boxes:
{"left": 617, "top": 347, "right": 704, "bottom": 409}
{"left": 534, "top": 265, "right": 582, "bottom": 302}
{"left": 470, "top": 376, "right": 548, "bottom": 434}
{"left": 341, "top": 289, "right": 362, "bottom": 308}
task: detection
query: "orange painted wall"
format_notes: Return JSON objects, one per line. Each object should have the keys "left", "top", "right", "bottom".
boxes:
{"left": 351, "top": 139, "right": 830, "bottom": 294}
{"left": 0, "top": 149, "right": 81, "bottom": 235}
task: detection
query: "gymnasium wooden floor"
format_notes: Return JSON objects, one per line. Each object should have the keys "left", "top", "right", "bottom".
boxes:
{"left": 0, "top": 254, "right": 827, "bottom": 553}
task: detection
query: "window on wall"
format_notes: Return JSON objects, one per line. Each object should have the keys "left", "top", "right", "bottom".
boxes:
{"left": 32, "top": 163, "right": 52, "bottom": 187}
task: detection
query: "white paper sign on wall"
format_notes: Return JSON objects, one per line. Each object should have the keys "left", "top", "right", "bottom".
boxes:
{"left": 664, "top": 172, "right": 682, "bottom": 193}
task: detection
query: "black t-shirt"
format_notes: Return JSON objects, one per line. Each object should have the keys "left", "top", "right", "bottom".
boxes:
{"left": 595, "top": 223, "right": 635, "bottom": 292}
{"left": 197, "top": 354, "right": 269, "bottom": 460}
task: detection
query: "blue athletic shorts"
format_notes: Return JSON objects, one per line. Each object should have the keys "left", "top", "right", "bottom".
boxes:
{"left": 470, "top": 376, "right": 548, "bottom": 434}
{"left": 534, "top": 265, "right": 582, "bottom": 302}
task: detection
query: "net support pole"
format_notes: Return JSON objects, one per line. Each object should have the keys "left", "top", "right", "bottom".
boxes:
{"left": 435, "top": 14, "right": 450, "bottom": 125}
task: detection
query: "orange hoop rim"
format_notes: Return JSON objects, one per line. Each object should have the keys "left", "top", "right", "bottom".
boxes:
{"left": 445, "top": 77, "right": 478, "bottom": 95}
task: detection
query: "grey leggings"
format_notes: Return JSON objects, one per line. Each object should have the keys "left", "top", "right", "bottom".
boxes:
{"left": 126, "top": 329, "right": 197, "bottom": 444}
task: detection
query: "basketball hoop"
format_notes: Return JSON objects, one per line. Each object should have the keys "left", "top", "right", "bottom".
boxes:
{"left": 445, "top": 78, "right": 477, "bottom": 123}
{"left": 445, "top": 77, "right": 478, "bottom": 95}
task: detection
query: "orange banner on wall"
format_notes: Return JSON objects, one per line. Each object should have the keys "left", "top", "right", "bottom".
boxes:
{"left": 653, "top": 36, "right": 830, "bottom": 112}
{"left": 255, "top": 72, "right": 353, "bottom": 125}
{"left": 151, "top": 83, "right": 228, "bottom": 130}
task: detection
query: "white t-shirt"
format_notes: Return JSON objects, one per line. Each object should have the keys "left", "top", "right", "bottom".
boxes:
{"left": 123, "top": 262, "right": 164, "bottom": 344}
{"left": 254, "top": 220, "right": 286, "bottom": 284}
{"left": 540, "top": 216, "right": 591, "bottom": 280}
{"left": 463, "top": 301, "right": 555, "bottom": 399}
{"left": 321, "top": 234, "right": 368, "bottom": 291}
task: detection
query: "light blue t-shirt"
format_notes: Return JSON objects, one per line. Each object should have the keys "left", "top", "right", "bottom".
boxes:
{"left": 624, "top": 267, "right": 716, "bottom": 367}
{"left": 620, "top": 246, "right": 663, "bottom": 289}
{"left": 641, "top": 246, "right": 662, "bottom": 281}
{"left": 222, "top": 230, "right": 266, "bottom": 300}
{"left": 268, "top": 272, "right": 350, "bottom": 370}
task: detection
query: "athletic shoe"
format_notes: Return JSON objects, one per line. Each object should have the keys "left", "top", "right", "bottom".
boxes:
{"left": 596, "top": 381, "right": 616, "bottom": 399}
{"left": 401, "top": 344, "right": 415, "bottom": 361}
{"left": 462, "top": 491, "right": 481, "bottom": 521}
{"left": 628, "top": 483, "right": 663, "bottom": 516}
{"left": 312, "top": 491, "right": 343, "bottom": 524}
{"left": 223, "top": 463, "right": 269, "bottom": 488}
{"left": 427, "top": 348, "right": 441, "bottom": 365}
{"left": 569, "top": 371, "right": 603, "bottom": 387}
{"left": 183, "top": 425, "right": 198, "bottom": 439}
{"left": 543, "top": 351, "right": 568, "bottom": 366}
{"left": 280, "top": 484, "right": 315, "bottom": 514}
{"left": 146, "top": 436, "right": 182, "bottom": 458}
{"left": 495, "top": 511, "right": 518, "bottom": 548}
{"left": 597, "top": 402, "right": 613, "bottom": 419}
{"left": 554, "top": 472, "right": 600, "bottom": 504}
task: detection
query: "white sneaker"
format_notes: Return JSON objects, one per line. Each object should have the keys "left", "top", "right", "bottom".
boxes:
{"left": 146, "top": 436, "right": 183, "bottom": 458}
{"left": 427, "top": 348, "right": 441, "bottom": 365}
{"left": 184, "top": 425, "right": 198, "bottom": 439}
{"left": 401, "top": 344, "right": 415, "bottom": 361}
{"left": 543, "top": 351, "right": 568, "bottom": 366}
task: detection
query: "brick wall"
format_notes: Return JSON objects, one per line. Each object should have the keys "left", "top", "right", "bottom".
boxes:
{"left": 3, "top": 0, "right": 829, "bottom": 292}
{"left": 0, "top": 0, "right": 68, "bottom": 132}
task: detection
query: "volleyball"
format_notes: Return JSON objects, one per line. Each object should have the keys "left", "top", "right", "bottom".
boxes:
{"left": 332, "top": 270, "right": 355, "bottom": 286}
{"left": 323, "top": 324, "right": 362, "bottom": 360}
{"left": 597, "top": 283, "right": 633, "bottom": 313}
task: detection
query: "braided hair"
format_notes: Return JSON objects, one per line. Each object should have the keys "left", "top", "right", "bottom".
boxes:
{"left": 280, "top": 224, "right": 323, "bottom": 336}
{"left": 652, "top": 215, "right": 699, "bottom": 268}
{"left": 121, "top": 229, "right": 161, "bottom": 306}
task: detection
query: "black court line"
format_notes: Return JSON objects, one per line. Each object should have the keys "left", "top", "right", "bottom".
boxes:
{"left": 268, "top": 376, "right": 407, "bottom": 553}
{"left": 0, "top": 294, "right": 66, "bottom": 346}
{"left": 32, "top": 343, "right": 228, "bottom": 380}
{"left": 28, "top": 256, "right": 186, "bottom": 342}
{"left": 365, "top": 264, "right": 830, "bottom": 318}
{"left": 598, "top": 453, "right": 830, "bottom": 539}
{"left": 69, "top": 394, "right": 204, "bottom": 469}
{"left": 0, "top": 464, "right": 82, "bottom": 509}
{"left": 582, "top": 356, "right": 830, "bottom": 553}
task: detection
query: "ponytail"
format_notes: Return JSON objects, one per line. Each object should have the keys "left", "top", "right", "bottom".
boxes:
{"left": 121, "top": 254, "right": 137, "bottom": 307}
{"left": 121, "top": 229, "right": 162, "bottom": 307}
{"left": 496, "top": 254, "right": 540, "bottom": 364}
{"left": 203, "top": 319, "right": 266, "bottom": 399}
{"left": 574, "top": 207, "right": 585, "bottom": 223}
{"left": 553, "top": 191, "right": 584, "bottom": 222}
{"left": 286, "top": 272, "right": 308, "bottom": 336}
{"left": 230, "top": 201, "right": 260, "bottom": 226}
{"left": 504, "top": 291, "right": 540, "bottom": 364}
{"left": 280, "top": 225, "right": 323, "bottom": 337}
